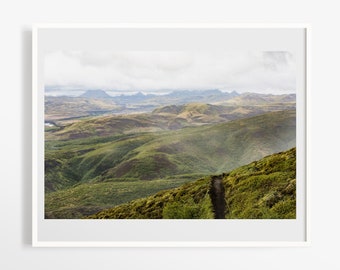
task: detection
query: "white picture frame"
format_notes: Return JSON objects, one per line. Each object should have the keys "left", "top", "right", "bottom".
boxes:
{"left": 32, "top": 23, "right": 310, "bottom": 247}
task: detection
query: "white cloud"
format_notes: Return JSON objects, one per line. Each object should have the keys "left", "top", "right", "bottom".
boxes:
{"left": 44, "top": 51, "right": 295, "bottom": 94}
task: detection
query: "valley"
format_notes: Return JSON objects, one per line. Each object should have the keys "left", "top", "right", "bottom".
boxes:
{"left": 44, "top": 90, "right": 296, "bottom": 219}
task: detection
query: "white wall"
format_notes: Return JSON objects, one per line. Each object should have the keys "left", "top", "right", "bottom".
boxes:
{"left": 0, "top": 0, "right": 339, "bottom": 269}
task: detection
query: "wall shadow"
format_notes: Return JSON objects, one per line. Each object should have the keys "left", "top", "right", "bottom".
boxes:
{"left": 21, "top": 28, "right": 32, "bottom": 246}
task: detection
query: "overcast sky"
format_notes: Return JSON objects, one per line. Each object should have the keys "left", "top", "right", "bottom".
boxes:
{"left": 44, "top": 51, "right": 295, "bottom": 95}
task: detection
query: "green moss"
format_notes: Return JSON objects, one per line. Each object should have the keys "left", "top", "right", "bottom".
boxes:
{"left": 162, "top": 195, "right": 214, "bottom": 219}
{"left": 224, "top": 148, "right": 296, "bottom": 219}
{"left": 87, "top": 148, "right": 296, "bottom": 219}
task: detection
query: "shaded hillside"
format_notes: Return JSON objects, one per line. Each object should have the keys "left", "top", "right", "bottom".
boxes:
{"left": 45, "top": 114, "right": 168, "bottom": 140}
{"left": 87, "top": 148, "right": 296, "bottom": 219}
{"left": 100, "top": 110, "right": 296, "bottom": 181}
{"left": 46, "top": 102, "right": 295, "bottom": 141}
{"left": 45, "top": 178, "right": 194, "bottom": 219}
{"left": 45, "top": 110, "right": 295, "bottom": 193}
{"left": 45, "top": 110, "right": 295, "bottom": 219}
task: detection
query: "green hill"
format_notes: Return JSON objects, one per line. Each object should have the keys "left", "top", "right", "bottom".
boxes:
{"left": 45, "top": 110, "right": 295, "bottom": 218}
{"left": 100, "top": 110, "right": 295, "bottom": 181}
{"left": 87, "top": 147, "right": 296, "bottom": 219}
{"left": 152, "top": 102, "right": 295, "bottom": 124}
{"left": 45, "top": 110, "right": 295, "bottom": 191}
{"left": 45, "top": 101, "right": 295, "bottom": 140}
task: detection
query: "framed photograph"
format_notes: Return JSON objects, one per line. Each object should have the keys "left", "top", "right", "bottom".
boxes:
{"left": 32, "top": 24, "right": 309, "bottom": 247}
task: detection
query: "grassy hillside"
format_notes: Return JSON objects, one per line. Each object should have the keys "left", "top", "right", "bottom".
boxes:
{"left": 45, "top": 178, "right": 195, "bottom": 219}
{"left": 88, "top": 147, "right": 296, "bottom": 219}
{"left": 45, "top": 102, "right": 295, "bottom": 140}
{"left": 45, "top": 110, "right": 295, "bottom": 192}
{"left": 153, "top": 102, "right": 296, "bottom": 124}
{"left": 85, "top": 109, "right": 296, "bottom": 182}
{"left": 45, "top": 108, "right": 295, "bottom": 219}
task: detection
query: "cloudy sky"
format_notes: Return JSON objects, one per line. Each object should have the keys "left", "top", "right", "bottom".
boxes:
{"left": 44, "top": 51, "right": 295, "bottom": 95}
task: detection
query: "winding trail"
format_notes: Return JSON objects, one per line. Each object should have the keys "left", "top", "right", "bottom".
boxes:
{"left": 210, "top": 176, "right": 226, "bottom": 219}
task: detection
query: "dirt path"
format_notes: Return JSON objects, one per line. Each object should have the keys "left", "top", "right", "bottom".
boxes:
{"left": 209, "top": 176, "right": 226, "bottom": 219}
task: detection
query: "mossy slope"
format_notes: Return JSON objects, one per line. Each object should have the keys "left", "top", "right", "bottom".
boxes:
{"left": 88, "top": 148, "right": 296, "bottom": 219}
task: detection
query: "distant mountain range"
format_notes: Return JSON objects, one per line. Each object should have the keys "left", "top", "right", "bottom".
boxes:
{"left": 45, "top": 89, "right": 295, "bottom": 122}
{"left": 80, "top": 89, "right": 112, "bottom": 98}
{"left": 76, "top": 89, "right": 240, "bottom": 104}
